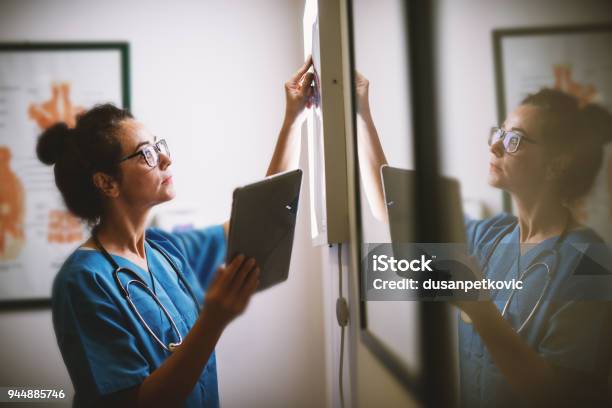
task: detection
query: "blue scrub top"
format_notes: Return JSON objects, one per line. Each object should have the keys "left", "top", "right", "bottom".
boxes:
{"left": 459, "top": 213, "right": 612, "bottom": 407}
{"left": 52, "top": 225, "right": 226, "bottom": 407}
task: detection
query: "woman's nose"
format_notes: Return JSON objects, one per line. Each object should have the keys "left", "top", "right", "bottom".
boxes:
{"left": 158, "top": 152, "right": 172, "bottom": 169}
{"left": 489, "top": 138, "right": 504, "bottom": 157}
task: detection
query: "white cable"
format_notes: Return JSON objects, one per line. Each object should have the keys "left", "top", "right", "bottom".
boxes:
{"left": 339, "top": 324, "right": 345, "bottom": 408}
{"left": 337, "top": 243, "right": 346, "bottom": 408}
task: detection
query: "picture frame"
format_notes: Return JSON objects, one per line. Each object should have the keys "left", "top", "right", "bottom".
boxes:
{"left": 0, "top": 42, "right": 130, "bottom": 308}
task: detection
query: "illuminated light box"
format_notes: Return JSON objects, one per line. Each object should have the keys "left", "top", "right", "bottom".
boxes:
{"left": 303, "top": 0, "right": 350, "bottom": 245}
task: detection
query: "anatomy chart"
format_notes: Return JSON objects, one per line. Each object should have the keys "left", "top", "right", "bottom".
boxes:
{"left": 0, "top": 46, "right": 126, "bottom": 302}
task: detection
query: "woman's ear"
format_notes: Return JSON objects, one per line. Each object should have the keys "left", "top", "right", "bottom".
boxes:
{"left": 92, "top": 172, "right": 120, "bottom": 198}
{"left": 545, "top": 154, "right": 572, "bottom": 181}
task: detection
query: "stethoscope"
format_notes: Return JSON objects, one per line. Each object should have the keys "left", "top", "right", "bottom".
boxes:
{"left": 92, "top": 230, "right": 200, "bottom": 353}
{"left": 480, "top": 214, "right": 571, "bottom": 334}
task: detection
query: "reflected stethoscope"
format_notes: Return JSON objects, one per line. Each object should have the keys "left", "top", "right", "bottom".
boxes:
{"left": 478, "top": 215, "right": 571, "bottom": 334}
{"left": 92, "top": 231, "right": 200, "bottom": 353}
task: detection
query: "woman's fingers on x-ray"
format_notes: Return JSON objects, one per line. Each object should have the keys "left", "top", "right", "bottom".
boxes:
{"left": 302, "top": 74, "right": 315, "bottom": 108}
{"left": 300, "top": 71, "right": 315, "bottom": 89}
{"left": 293, "top": 55, "right": 313, "bottom": 81}
{"left": 306, "top": 92, "right": 313, "bottom": 109}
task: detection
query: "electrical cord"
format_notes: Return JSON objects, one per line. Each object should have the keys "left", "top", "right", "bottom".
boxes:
{"left": 336, "top": 243, "right": 348, "bottom": 408}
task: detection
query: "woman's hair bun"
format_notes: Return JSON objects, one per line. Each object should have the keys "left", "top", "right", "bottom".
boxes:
{"left": 580, "top": 103, "right": 612, "bottom": 147}
{"left": 36, "top": 122, "right": 73, "bottom": 165}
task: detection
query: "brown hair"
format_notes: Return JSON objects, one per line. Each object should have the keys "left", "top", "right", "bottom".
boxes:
{"left": 36, "top": 104, "right": 133, "bottom": 225}
{"left": 521, "top": 88, "right": 612, "bottom": 203}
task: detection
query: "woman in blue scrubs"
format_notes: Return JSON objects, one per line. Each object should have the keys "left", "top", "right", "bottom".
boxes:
{"left": 36, "top": 58, "right": 315, "bottom": 407}
{"left": 456, "top": 90, "right": 612, "bottom": 407}
{"left": 356, "top": 78, "right": 612, "bottom": 406}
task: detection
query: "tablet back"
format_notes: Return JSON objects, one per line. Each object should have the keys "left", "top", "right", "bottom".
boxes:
{"left": 227, "top": 169, "right": 303, "bottom": 292}
{"left": 381, "top": 165, "right": 465, "bottom": 244}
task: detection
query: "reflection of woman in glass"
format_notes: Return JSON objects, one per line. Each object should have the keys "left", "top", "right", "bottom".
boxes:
{"left": 356, "top": 73, "right": 612, "bottom": 406}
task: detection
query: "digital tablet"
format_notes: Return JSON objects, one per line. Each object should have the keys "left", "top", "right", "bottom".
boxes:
{"left": 226, "top": 169, "right": 303, "bottom": 292}
{"left": 381, "top": 165, "right": 465, "bottom": 244}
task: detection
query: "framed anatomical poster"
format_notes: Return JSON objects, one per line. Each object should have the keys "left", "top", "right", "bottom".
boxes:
{"left": 0, "top": 43, "right": 129, "bottom": 307}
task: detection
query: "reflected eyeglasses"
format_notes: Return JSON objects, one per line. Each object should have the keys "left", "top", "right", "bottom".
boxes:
{"left": 488, "top": 127, "right": 537, "bottom": 153}
{"left": 119, "top": 139, "right": 170, "bottom": 168}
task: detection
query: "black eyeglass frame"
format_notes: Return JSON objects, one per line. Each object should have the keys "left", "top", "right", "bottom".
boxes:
{"left": 118, "top": 139, "right": 170, "bottom": 167}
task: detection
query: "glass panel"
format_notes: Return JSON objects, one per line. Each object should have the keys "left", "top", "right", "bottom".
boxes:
{"left": 352, "top": 0, "right": 420, "bottom": 375}
{"left": 435, "top": 2, "right": 612, "bottom": 406}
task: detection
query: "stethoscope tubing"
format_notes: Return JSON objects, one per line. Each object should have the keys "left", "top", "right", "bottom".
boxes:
{"left": 93, "top": 231, "right": 200, "bottom": 353}
{"left": 124, "top": 277, "right": 184, "bottom": 352}
{"left": 483, "top": 216, "right": 570, "bottom": 334}
{"left": 500, "top": 261, "right": 553, "bottom": 333}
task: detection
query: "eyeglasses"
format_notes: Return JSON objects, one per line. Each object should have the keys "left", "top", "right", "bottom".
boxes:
{"left": 119, "top": 139, "right": 170, "bottom": 167}
{"left": 488, "top": 127, "right": 537, "bottom": 153}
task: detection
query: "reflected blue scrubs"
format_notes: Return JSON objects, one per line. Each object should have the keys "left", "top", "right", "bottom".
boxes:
{"left": 459, "top": 213, "right": 612, "bottom": 407}
{"left": 52, "top": 225, "right": 226, "bottom": 407}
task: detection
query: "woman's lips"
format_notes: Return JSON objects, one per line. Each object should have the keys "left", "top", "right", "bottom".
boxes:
{"left": 162, "top": 176, "right": 173, "bottom": 185}
{"left": 489, "top": 163, "right": 501, "bottom": 172}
